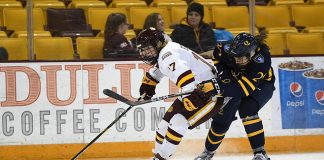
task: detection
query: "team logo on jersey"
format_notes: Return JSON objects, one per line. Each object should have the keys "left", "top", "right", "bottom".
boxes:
{"left": 290, "top": 82, "right": 303, "bottom": 97}
{"left": 222, "top": 78, "right": 231, "bottom": 83}
{"left": 162, "top": 52, "right": 172, "bottom": 60}
{"left": 315, "top": 90, "right": 324, "bottom": 105}
{"left": 253, "top": 54, "right": 264, "bottom": 63}
{"left": 183, "top": 98, "right": 198, "bottom": 111}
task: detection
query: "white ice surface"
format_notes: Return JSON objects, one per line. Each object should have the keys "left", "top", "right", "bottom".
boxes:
{"left": 85, "top": 152, "right": 324, "bottom": 160}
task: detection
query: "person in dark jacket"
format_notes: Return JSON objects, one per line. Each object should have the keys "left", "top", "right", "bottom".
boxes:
{"left": 0, "top": 47, "right": 8, "bottom": 60}
{"left": 170, "top": 2, "right": 216, "bottom": 54}
{"left": 103, "top": 13, "right": 137, "bottom": 58}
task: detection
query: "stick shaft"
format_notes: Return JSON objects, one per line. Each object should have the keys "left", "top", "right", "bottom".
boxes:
{"left": 71, "top": 106, "right": 133, "bottom": 160}
{"left": 103, "top": 89, "right": 193, "bottom": 106}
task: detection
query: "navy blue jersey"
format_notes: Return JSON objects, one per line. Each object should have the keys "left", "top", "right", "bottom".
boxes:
{"left": 212, "top": 43, "right": 275, "bottom": 98}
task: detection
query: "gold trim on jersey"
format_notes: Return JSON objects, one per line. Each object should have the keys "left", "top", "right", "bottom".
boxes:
{"left": 176, "top": 71, "right": 194, "bottom": 88}
{"left": 247, "top": 129, "right": 264, "bottom": 137}
{"left": 238, "top": 80, "right": 249, "bottom": 96}
{"left": 242, "top": 76, "right": 256, "bottom": 91}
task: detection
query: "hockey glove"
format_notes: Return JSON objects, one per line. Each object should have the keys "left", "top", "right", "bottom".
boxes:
{"left": 183, "top": 88, "right": 209, "bottom": 111}
{"left": 139, "top": 72, "right": 159, "bottom": 100}
{"left": 198, "top": 78, "right": 223, "bottom": 97}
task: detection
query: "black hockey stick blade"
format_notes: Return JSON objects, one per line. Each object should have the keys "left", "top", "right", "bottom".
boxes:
{"left": 103, "top": 89, "right": 193, "bottom": 106}
{"left": 103, "top": 89, "right": 136, "bottom": 106}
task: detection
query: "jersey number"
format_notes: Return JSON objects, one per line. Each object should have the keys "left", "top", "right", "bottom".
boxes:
{"left": 169, "top": 62, "right": 176, "bottom": 71}
{"left": 253, "top": 72, "right": 265, "bottom": 82}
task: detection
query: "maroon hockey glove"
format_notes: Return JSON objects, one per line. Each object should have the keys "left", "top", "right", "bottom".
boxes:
{"left": 139, "top": 72, "right": 159, "bottom": 100}
{"left": 183, "top": 88, "right": 210, "bottom": 111}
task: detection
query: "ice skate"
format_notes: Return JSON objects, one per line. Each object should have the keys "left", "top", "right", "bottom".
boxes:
{"left": 252, "top": 152, "right": 270, "bottom": 160}
{"left": 153, "top": 153, "right": 166, "bottom": 160}
{"left": 194, "top": 149, "right": 215, "bottom": 160}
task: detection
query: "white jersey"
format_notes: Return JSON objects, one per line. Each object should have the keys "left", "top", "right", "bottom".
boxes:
{"left": 148, "top": 41, "right": 215, "bottom": 92}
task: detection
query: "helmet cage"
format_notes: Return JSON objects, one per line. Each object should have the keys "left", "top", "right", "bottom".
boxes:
{"left": 136, "top": 28, "right": 165, "bottom": 65}
{"left": 138, "top": 44, "right": 158, "bottom": 65}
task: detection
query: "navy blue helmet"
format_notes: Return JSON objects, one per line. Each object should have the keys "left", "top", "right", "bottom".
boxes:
{"left": 229, "top": 32, "right": 258, "bottom": 58}
{"left": 226, "top": 32, "right": 259, "bottom": 69}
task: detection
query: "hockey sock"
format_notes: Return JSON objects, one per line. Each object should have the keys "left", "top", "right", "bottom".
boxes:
{"left": 242, "top": 116, "right": 265, "bottom": 152}
{"left": 205, "top": 127, "right": 226, "bottom": 152}
{"left": 158, "top": 114, "right": 188, "bottom": 159}
{"left": 154, "top": 120, "right": 169, "bottom": 154}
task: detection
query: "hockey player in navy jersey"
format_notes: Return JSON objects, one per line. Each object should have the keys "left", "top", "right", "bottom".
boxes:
{"left": 195, "top": 32, "right": 275, "bottom": 160}
{"left": 136, "top": 28, "right": 231, "bottom": 160}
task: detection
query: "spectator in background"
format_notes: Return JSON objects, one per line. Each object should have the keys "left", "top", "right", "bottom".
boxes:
{"left": 143, "top": 13, "right": 172, "bottom": 42}
{"left": 171, "top": 2, "right": 215, "bottom": 55}
{"left": 0, "top": 47, "right": 8, "bottom": 60}
{"left": 103, "top": 13, "right": 137, "bottom": 58}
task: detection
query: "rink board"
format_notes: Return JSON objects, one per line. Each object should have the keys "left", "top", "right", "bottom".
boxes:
{"left": 0, "top": 57, "right": 324, "bottom": 159}
{"left": 1, "top": 135, "right": 324, "bottom": 160}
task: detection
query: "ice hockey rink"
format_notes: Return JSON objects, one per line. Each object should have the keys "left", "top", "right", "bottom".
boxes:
{"left": 1, "top": 59, "right": 324, "bottom": 160}
{"left": 85, "top": 152, "right": 324, "bottom": 160}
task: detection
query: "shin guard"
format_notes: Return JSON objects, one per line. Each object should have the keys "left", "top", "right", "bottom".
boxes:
{"left": 242, "top": 115, "right": 265, "bottom": 151}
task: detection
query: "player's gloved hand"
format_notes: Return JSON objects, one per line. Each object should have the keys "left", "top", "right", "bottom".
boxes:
{"left": 183, "top": 88, "right": 209, "bottom": 111}
{"left": 139, "top": 72, "right": 159, "bottom": 100}
{"left": 198, "top": 78, "right": 223, "bottom": 97}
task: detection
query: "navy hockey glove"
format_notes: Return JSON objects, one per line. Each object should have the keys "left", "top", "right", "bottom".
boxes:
{"left": 139, "top": 72, "right": 159, "bottom": 100}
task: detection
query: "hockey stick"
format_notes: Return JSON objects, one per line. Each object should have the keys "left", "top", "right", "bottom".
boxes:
{"left": 103, "top": 89, "right": 193, "bottom": 106}
{"left": 71, "top": 104, "right": 133, "bottom": 160}
{"left": 71, "top": 89, "right": 193, "bottom": 160}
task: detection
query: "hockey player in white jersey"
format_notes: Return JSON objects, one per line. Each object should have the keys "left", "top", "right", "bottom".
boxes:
{"left": 136, "top": 28, "right": 228, "bottom": 160}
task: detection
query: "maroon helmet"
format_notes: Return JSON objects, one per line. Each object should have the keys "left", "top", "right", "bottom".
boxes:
{"left": 136, "top": 27, "right": 165, "bottom": 65}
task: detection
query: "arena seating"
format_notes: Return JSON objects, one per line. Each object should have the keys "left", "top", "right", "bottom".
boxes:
{"left": 255, "top": 6, "right": 297, "bottom": 33}
{"left": 265, "top": 33, "right": 287, "bottom": 55}
{"left": 76, "top": 37, "right": 104, "bottom": 59}
{"left": 34, "top": 37, "right": 75, "bottom": 60}
{"left": 0, "top": 0, "right": 323, "bottom": 61}
{"left": 0, "top": 38, "right": 28, "bottom": 60}
{"left": 286, "top": 33, "right": 324, "bottom": 55}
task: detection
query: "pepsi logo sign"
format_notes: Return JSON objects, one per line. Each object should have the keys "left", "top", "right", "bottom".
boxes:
{"left": 315, "top": 90, "right": 324, "bottom": 105}
{"left": 290, "top": 82, "right": 303, "bottom": 97}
